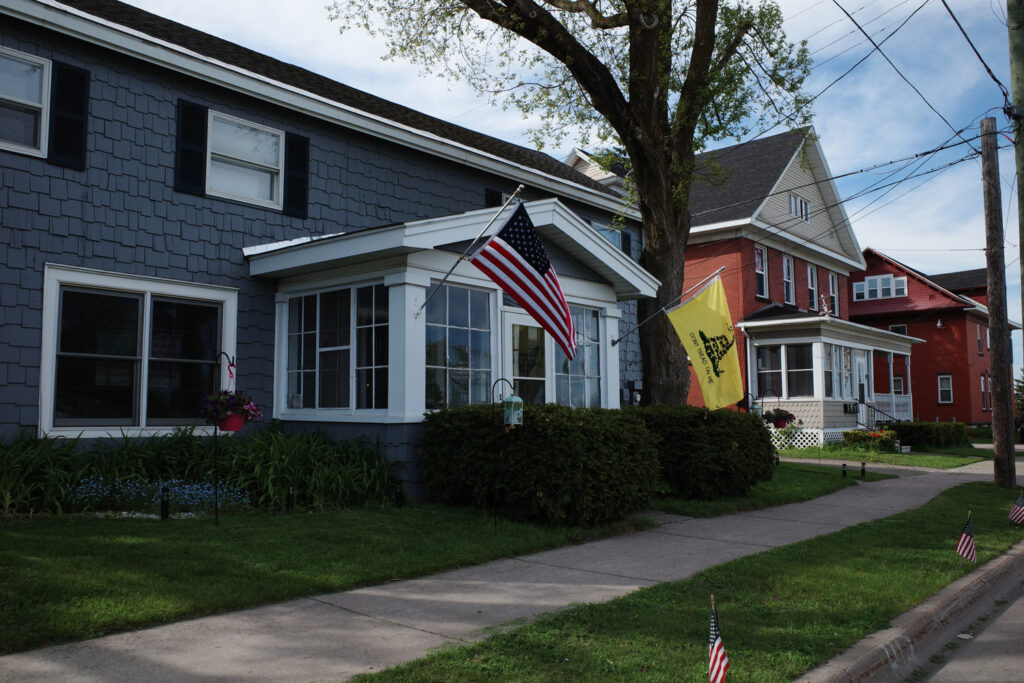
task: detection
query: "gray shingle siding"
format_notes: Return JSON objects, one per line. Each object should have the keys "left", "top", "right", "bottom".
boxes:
{"left": 0, "top": 19, "right": 643, "bottom": 440}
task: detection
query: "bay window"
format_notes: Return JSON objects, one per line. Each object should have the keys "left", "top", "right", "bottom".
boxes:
{"left": 425, "top": 283, "right": 492, "bottom": 409}
{"left": 556, "top": 307, "right": 600, "bottom": 407}
{"left": 786, "top": 345, "right": 814, "bottom": 397}
{"left": 287, "top": 284, "right": 388, "bottom": 411}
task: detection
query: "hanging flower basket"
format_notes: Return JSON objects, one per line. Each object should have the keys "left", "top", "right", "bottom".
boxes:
{"left": 201, "top": 390, "right": 262, "bottom": 431}
{"left": 763, "top": 408, "right": 796, "bottom": 429}
{"left": 218, "top": 413, "right": 245, "bottom": 432}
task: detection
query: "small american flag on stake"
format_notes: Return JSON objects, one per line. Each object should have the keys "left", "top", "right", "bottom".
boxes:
{"left": 469, "top": 203, "right": 576, "bottom": 360}
{"left": 1010, "top": 492, "right": 1024, "bottom": 525}
{"left": 956, "top": 512, "right": 977, "bottom": 563}
{"left": 709, "top": 595, "right": 729, "bottom": 683}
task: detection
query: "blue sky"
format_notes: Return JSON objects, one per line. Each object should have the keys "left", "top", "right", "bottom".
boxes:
{"left": 122, "top": 0, "right": 1021, "bottom": 372}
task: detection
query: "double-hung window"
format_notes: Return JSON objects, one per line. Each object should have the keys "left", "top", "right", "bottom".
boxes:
{"left": 425, "top": 283, "right": 491, "bottom": 408}
{"left": 754, "top": 245, "right": 768, "bottom": 298}
{"left": 782, "top": 256, "right": 795, "bottom": 305}
{"left": 789, "top": 193, "right": 810, "bottom": 221}
{"left": 828, "top": 272, "right": 840, "bottom": 316}
{"left": 0, "top": 47, "right": 50, "bottom": 156}
{"left": 977, "top": 325, "right": 984, "bottom": 355}
{"left": 853, "top": 274, "right": 907, "bottom": 301}
{"left": 41, "top": 265, "right": 236, "bottom": 434}
{"left": 807, "top": 264, "right": 818, "bottom": 310}
{"left": 755, "top": 346, "right": 782, "bottom": 398}
{"left": 981, "top": 375, "right": 987, "bottom": 411}
{"left": 786, "top": 344, "right": 813, "bottom": 397}
{"left": 287, "top": 284, "right": 388, "bottom": 411}
{"left": 937, "top": 375, "right": 953, "bottom": 404}
{"left": 207, "top": 111, "right": 284, "bottom": 209}
{"left": 556, "top": 307, "right": 601, "bottom": 407}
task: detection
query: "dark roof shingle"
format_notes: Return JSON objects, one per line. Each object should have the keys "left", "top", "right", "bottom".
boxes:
{"left": 928, "top": 268, "right": 987, "bottom": 293}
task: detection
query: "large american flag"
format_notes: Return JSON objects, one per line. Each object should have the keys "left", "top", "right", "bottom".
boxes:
{"left": 709, "top": 598, "right": 729, "bottom": 683}
{"left": 956, "top": 515, "right": 977, "bottom": 563}
{"left": 470, "top": 203, "right": 576, "bottom": 359}
{"left": 1010, "top": 493, "right": 1024, "bottom": 525}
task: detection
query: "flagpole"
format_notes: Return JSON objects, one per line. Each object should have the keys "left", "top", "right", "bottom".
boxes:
{"left": 413, "top": 184, "right": 525, "bottom": 318}
{"left": 611, "top": 266, "right": 726, "bottom": 346}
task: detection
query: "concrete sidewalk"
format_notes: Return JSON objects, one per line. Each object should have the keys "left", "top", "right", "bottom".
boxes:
{"left": 0, "top": 467, "right": 1005, "bottom": 682}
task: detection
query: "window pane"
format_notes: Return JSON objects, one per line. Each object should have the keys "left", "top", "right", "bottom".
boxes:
{"left": 374, "top": 285, "right": 388, "bottom": 324}
{"left": 470, "top": 330, "right": 490, "bottom": 369}
{"left": 425, "top": 368, "right": 445, "bottom": 409}
{"left": 318, "top": 349, "right": 349, "bottom": 408}
{"left": 210, "top": 116, "right": 280, "bottom": 167}
{"left": 60, "top": 290, "right": 140, "bottom": 356}
{"left": 786, "top": 344, "right": 813, "bottom": 370}
{"left": 209, "top": 158, "right": 275, "bottom": 202}
{"left": 151, "top": 300, "right": 219, "bottom": 361}
{"left": 470, "top": 370, "right": 490, "bottom": 404}
{"left": 425, "top": 284, "right": 446, "bottom": 324}
{"left": 448, "top": 327, "right": 469, "bottom": 368}
{"left": 513, "top": 325, "right": 545, "bottom": 378}
{"left": 55, "top": 357, "right": 136, "bottom": 425}
{"left": 356, "top": 286, "right": 374, "bottom": 326}
{"left": 356, "top": 368, "right": 373, "bottom": 409}
{"left": 302, "top": 295, "right": 316, "bottom": 332}
{"left": 147, "top": 360, "right": 217, "bottom": 422}
{"left": 374, "top": 368, "right": 387, "bottom": 409}
{"left": 556, "top": 374, "right": 569, "bottom": 405}
{"left": 0, "top": 53, "right": 44, "bottom": 104}
{"left": 288, "top": 297, "right": 302, "bottom": 334}
{"left": 448, "top": 286, "right": 469, "bottom": 328}
{"left": 425, "top": 325, "right": 446, "bottom": 366}
{"left": 357, "top": 327, "right": 374, "bottom": 367}
{"left": 448, "top": 369, "right": 469, "bottom": 407}
{"left": 0, "top": 102, "right": 40, "bottom": 148}
{"left": 320, "top": 290, "right": 350, "bottom": 348}
{"left": 469, "top": 289, "right": 488, "bottom": 329}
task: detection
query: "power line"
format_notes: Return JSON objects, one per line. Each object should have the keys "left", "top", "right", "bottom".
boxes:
{"left": 939, "top": 0, "right": 1011, "bottom": 103}
{"left": 832, "top": 0, "right": 980, "bottom": 154}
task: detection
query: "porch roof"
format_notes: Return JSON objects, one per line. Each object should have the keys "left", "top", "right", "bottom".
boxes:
{"left": 738, "top": 311, "right": 923, "bottom": 355}
{"left": 243, "top": 198, "right": 660, "bottom": 301}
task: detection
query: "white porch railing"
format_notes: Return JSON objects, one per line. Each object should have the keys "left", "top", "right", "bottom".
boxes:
{"left": 872, "top": 393, "right": 913, "bottom": 421}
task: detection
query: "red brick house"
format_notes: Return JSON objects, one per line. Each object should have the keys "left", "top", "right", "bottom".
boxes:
{"left": 848, "top": 251, "right": 1011, "bottom": 424}
{"left": 679, "top": 129, "right": 917, "bottom": 443}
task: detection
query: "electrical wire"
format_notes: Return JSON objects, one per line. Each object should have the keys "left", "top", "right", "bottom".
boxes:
{"left": 939, "top": 0, "right": 1011, "bottom": 103}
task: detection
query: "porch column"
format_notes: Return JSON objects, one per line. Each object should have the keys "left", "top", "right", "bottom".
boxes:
{"left": 888, "top": 352, "right": 894, "bottom": 394}
{"left": 386, "top": 270, "right": 431, "bottom": 420}
{"left": 601, "top": 305, "right": 623, "bottom": 409}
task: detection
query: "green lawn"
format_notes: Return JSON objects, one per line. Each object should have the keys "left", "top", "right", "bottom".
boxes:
{"left": 652, "top": 462, "right": 893, "bottom": 517}
{"left": 357, "top": 483, "right": 1024, "bottom": 682}
{"left": 780, "top": 446, "right": 983, "bottom": 469}
{"left": 0, "top": 506, "right": 649, "bottom": 654}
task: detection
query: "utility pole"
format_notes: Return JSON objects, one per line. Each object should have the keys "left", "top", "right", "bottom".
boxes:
{"left": 982, "top": 117, "right": 1016, "bottom": 488}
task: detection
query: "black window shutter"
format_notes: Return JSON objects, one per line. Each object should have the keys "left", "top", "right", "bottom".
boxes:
{"left": 47, "top": 62, "right": 90, "bottom": 170}
{"left": 283, "top": 132, "right": 309, "bottom": 218}
{"left": 174, "top": 99, "right": 208, "bottom": 196}
{"left": 620, "top": 231, "right": 632, "bottom": 258}
{"left": 484, "top": 188, "right": 502, "bottom": 208}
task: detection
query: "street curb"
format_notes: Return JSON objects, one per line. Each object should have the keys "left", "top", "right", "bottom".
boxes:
{"left": 796, "top": 538, "right": 1024, "bottom": 682}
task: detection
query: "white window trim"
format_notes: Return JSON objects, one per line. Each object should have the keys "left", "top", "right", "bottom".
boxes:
{"left": 754, "top": 244, "right": 768, "bottom": 299}
{"left": 828, "top": 272, "right": 839, "bottom": 317}
{"left": 937, "top": 374, "right": 953, "bottom": 404}
{"left": 278, "top": 280, "right": 390, "bottom": 419}
{"left": 789, "top": 193, "right": 810, "bottom": 222}
{"left": 807, "top": 264, "right": 818, "bottom": 310}
{"left": 0, "top": 46, "right": 50, "bottom": 158}
{"left": 852, "top": 274, "right": 908, "bottom": 302}
{"left": 782, "top": 255, "right": 795, "bottom": 305}
{"left": 206, "top": 109, "right": 285, "bottom": 209}
{"left": 39, "top": 264, "right": 238, "bottom": 438}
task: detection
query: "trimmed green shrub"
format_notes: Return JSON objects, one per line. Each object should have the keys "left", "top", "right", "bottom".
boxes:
{"left": 420, "top": 404, "right": 658, "bottom": 526}
{"left": 890, "top": 422, "right": 970, "bottom": 449}
{"left": 967, "top": 425, "right": 993, "bottom": 440}
{"left": 636, "top": 405, "right": 775, "bottom": 499}
{"left": 840, "top": 429, "right": 898, "bottom": 452}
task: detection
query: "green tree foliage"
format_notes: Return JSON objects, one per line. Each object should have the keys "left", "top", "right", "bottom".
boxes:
{"left": 329, "top": 1, "right": 810, "bottom": 403}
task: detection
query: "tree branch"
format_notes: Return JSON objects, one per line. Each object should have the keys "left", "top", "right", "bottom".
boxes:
{"left": 541, "top": 0, "right": 629, "bottom": 28}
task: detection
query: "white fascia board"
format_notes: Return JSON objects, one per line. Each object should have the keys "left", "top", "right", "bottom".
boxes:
{"left": 738, "top": 316, "right": 924, "bottom": 351}
{"left": 10, "top": 0, "right": 637, "bottom": 219}
{"left": 247, "top": 199, "right": 660, "bottom": 299}
{"left": 690, "top": 218, "right": 864, "bottom": 272}
{"left": 690, "top": 218, "right": 751, "bottom": 233}
{"left": 748, "top": 218, "right": 865, "bottom": 271}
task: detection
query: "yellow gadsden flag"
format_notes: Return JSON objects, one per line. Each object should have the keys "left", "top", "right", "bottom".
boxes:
{"left": 665, "top": 277, "right": 743, "bottom": 410}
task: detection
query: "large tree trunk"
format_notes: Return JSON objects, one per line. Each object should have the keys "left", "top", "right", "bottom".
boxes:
{"left": 635, "top": 171, "right": 692, "bottom": 405}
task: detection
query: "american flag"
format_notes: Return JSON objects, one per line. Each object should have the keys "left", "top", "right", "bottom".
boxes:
{"left": 1010, "top": 493, "right": 1024, "bottom": 525}
{"left": 709, "top": 597, "right": 729, "bottom": 683}
{"left": 956, "top": 515, "right": 977, "bottom": 563}
{"left": 470, "top": 203, "right": 576, "bottom": 359}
